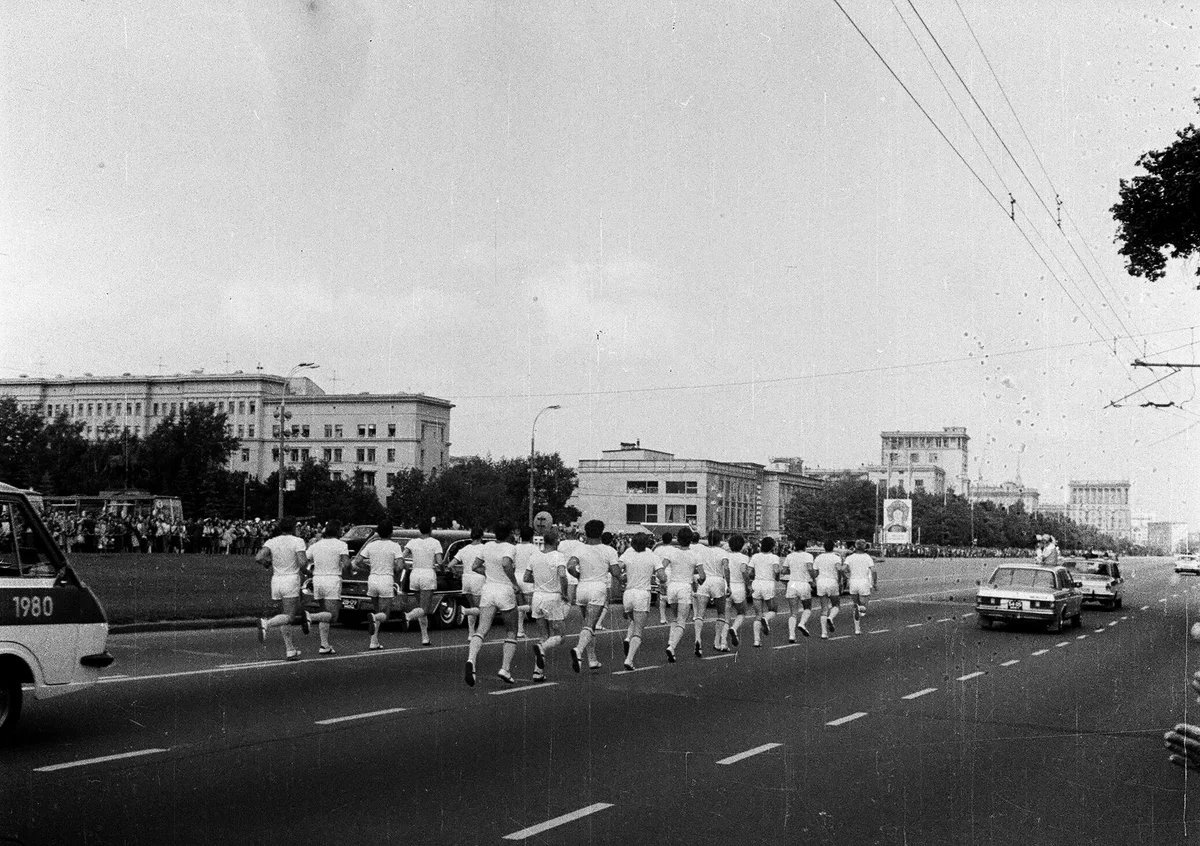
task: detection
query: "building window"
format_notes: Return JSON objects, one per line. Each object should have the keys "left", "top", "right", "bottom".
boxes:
{"left": 332, "top": 471, "right": 343, "bottom": 481}
{"left": 419, "top": 448, "right": 425, "bottom": 465}
{"left": 627, "top": 481, "right": 659, "bottom": 494}
{"left": 910, "top": 453, "right": 919, "bottom": 463}
{"left": 169, "top": 403, "right": 176, "bottom": 414}
{"left": 88, "top": 403, "right": 94, "bottom": 415}
{"left": 387, "top": 449, "right": 396, "bottom": 462}
{"left": 135, "top": 402, "right": 142, "bottom": 415}
{"left": 333, "top": 448, "right": 343, "bottom": 462}
{"left": 366, "top": 448, "right": 375, "bottom": 462}
{"left": 626, "top": 504, "right": 659, "bottom": 524}
{"left": 388, "top": 424, "right": 396, "bottom": 437}
{"left": 386, "top": 473, "right": 396, "bottom": 487}
{"left": 248, "top": 425, "right": 255, "bottom": 437}
{"left": 324, "top": 424, "right": 333, "bottom": 438}
{"left": 291, "top": 425, "right": 300, "bottom": 437}
{"left": 107, "top": 403, "right": 114, "bottom": 415}
{"left": 249, "top": 401, "right": 256, "bottom": 414}
{"left": 290, "top": 449, "right": 300, "bottom": 462}
{"left": 914, "top": 479, "right": 925, "bottom": 490}
{"left": 356, "top": 470, "right": 376, "bottom": 487}
{"left": 301, "top": 425, "right": 310, "bottom": 438}
{"left": 665, "top": 504, "right": 686, "bottom": 522}
{"left": 237, "top": 425, "right": 244, "bottom": 437}
{"left": 334, "top": 425, "right": 343, "bottom": 438}
{"left": 685, "top": 504, "right": 697, "bottom": 521}
{"left": 272, "top": 425, "right": 281, "bottom": 438}
{"left": 241, "top": 449, "right": 250, "bottom": 462}
{"left": 239, "top": 401, "right": 246, "bottom": 415}
{"left": 271, "top": 448, "right": 280, "bottom": 461}
{"left": 928, "top": 454, "right": 938, "bottom": 463}
{"left": 665, "top": 481, "right": 698, "bottom": 495}
{"left": 356, "top": 448, "right": 365, "bottom": 462}
{"left": 218, "top": 401, "right": 225, "bottom": 411}
{"left": 300, "top": 448, "right": 310, "bottom": 460}
{"left": 358, "top": 424, "right": 366, "bottom": 437}
{"left": 323, "top": 448, "right": 333, "bottom": 462}
{"left": 367, "top": 424, "right": 376, "bottom": 437}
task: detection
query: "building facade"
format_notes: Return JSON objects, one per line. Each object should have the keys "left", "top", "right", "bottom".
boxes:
{"left": 1147, "top": 521, "right": 1189, "bottom": 554}
{"left": 1067, "top": 480, "right": 1131, "bottom": 540}
{"left": 0, "top": 373, "right": 453, "bottom": 505}
{"left": 571, "top": 444, "right": 823, "bottom": 538}
{"left": 880, "top": 427, "right": 970, "bottom": 494}
{"left": 970, "top": 480, "right": 1040, "bottom": 513}
{"left": 808, "top": 463, "right": 947, "bottom": 497}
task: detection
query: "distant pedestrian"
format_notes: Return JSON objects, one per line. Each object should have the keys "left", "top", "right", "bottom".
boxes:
{"left": 255, "top": 516, "right": 310, "bottom": 661}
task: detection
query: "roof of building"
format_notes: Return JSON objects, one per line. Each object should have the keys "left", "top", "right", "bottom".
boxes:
{"left": 288, "top": 393, "right": 453, "bottom": 409}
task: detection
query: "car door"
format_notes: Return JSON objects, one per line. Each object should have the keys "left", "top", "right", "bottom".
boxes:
{"left": 1059, "top": 569, "right": 1081, "bottom": 617}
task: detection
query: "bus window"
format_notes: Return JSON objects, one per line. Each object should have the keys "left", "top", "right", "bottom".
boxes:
{"left": 0, "top": 502, "right": 58, "bottom": 578}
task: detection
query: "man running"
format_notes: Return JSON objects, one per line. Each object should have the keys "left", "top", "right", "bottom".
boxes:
{"left": 304, "top": 519, "right": 349, "bottom": 655}
{"left": 618, "top": 532, "right": 661, "bottom": 670}
{"left": 844, "top": 539, "right": 876, "bottom": 636}
{"left": 783, "top": 535, "right": 815, "bottom": 641}
{"left": 813, "top": 538, "right": 845, "bottom": 640}
{"left": 656, "top": 531, "right": 675, "bottom": 625}
{"left": 724, "top": 534, "right": 751, "bottom": 648}
{"left": 748, "top": 536, "right": 780, "bottom": 647}
{"left": 452, "top": 527, "right": 487, "bottom": 640}
{"left": 352, "top": 521, "right": 405, "bottom": 651}
{"left": 401, "top": 520, "right": 443, "bottom": 645}
{"left": 464, "top": 522, "right": 522, "bottom": 685}
{"left": 512, "top": 526, "right": 538, "bottom": 638}
{"left": 563, "top": 519, "right": 620, "bottom": 672}
{"left": 256, "top": 516, "right": 310, "bottom": 660}
{"left": 525, "top": 530, "right": 569, "bottom": 682}
{"left": 693, "top": 529, "right": 730, "bottom": 655}
{"left": 659, "top": 527, "right": 700, "bottom": 663}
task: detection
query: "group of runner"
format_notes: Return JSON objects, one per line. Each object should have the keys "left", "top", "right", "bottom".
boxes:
{"left": 255, "top": 516, "right": 879, "bottom": 680}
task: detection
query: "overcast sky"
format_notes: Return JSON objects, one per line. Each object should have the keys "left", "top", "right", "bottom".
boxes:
{"left": 2, "top": 1, "right": 1198, "bottom": 524}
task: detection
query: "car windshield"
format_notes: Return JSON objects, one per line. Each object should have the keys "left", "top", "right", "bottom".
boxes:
{"left": 1076, "top": 562, "right": 1110, "bottom": 577}
{"left": 342, "top": 526, "right": 375, "bottom": 541}
{"left": 989, "top": 568, "right": 1054, "bottom": 590}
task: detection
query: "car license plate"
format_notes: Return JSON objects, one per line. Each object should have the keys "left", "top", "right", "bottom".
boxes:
{"left": 1007, "top": 600, "right": 1022, "bottom": 610}
{"left": 341, "top": 599, "right": 360, "bottom": 610}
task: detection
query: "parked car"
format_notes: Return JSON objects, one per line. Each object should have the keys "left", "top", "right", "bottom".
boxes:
{"left": 1175, "top": 553, "right": 1200, "bottom": 575}
{"left": 975, "top": 564, "right": 1083, "bottom": 632}
{"left": 1069, "top": 559, "right": 1123, "bottom": 609}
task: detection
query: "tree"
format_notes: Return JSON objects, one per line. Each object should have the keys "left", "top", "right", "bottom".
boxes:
{"left": 1111, "top": 96, "right": 1200, "bottom": 283}
{"left": 140, "top": 406, "right": 239, "bottom": 514}
{"left": 497, "top": 454, "right": 581, "bottom": 526}
{"left": 0, "top": 396, "right": 46, "bottom": 488}
{"left": 784, "top": 479, "right": 877, "bottom": 542}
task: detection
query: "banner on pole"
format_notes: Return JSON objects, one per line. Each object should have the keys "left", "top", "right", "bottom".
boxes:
{"left": 883, "top": 498, "right": 912, "bottom": 544}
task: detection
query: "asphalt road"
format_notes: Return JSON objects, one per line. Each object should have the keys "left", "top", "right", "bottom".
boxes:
{"left": 2, "top": 556, "right": 1198, "bottom": 845}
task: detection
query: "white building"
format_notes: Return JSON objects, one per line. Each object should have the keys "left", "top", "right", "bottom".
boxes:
{"left": 880, "top": 427, "right": 970, "bottom": 494}
{"left": 1068, "top": 480, "right": 1131, "bottom": 540}
{"left": 970, "top": 480, "right": 1040, "bottom": 513}
{"left": 1147, "top": 521, "right": 1189, "bottom": 554}
{"left": 0, "top": 372, "right": 453, "bottom": 505}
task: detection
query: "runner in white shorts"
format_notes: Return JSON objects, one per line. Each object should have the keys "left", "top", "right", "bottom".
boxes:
{"left": 524, "top": 530, "right": 569, "bottom": 682}
{"left": 659, "top": 528, "right": 700, "bottom": 663}
{"left": 352, "top": 522, "right": 406, "bottom": 651}
{"left": 452, "top": 527, "right": 487, "bottom": 640}
{"left": 563, "top": 520, "right": 620, "bottom": 672}
{"left": 844, "top": 539, "right": 876, "bottom": 635}
{"left": 748, "top": 536, "right": 780, "bottom": 647}
{"left": 655, "top": 532, "right": 675, "bottom": 625}
{"left": 401, "top": 520, "right": 443, "bottom": 646}
{"left": 595, "top": 531, "right": 618, "bottom": 631}
{"left": 618, "top": 532, "right": 661, "bottom": 670}
{"left": 464, "top": 522, "right": 522, "bottom": 686}
{"left": 304, "top": 519, "right": 349, "bottom": 655}
{"left": 813, "top": 538, "right": 846, "bottom": 639}
{"left": 693, "top": 529, "right": 731, "bottom": 655}
{"left": 723, "top": 535, "right": 751, "bottom": 648}
{"left": 783, "top": 536, "right": 815, "bottom": 641}
{"left": 255, "top": 516, "right": 310, "bottom": 660}
{"left": 512, "top": 526, "right": 538, "bottom": 638}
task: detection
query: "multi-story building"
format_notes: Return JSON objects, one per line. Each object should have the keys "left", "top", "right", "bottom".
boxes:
{"left": 0, "top": 372, "right": 452, "bottom": 505}
{"left": 880, "top": 427, "right": 970, "bottom": 494}
{"left": 807, "top": 463, "right": 947, "bottom": 497}
{"left": 1130, "top": 513, "right": 1156, "bottom": 547}
{"left": 970, "top": 480, "right": 1040, "bottom": 513}
{"left": 1147, "top": 521, "right": 1189, "bottom": 555}
{"left": 1068, "top": 480, "right": 1131, "bottom": 540}
{"left": 571, "top": 444, "right": 823, "bottom": 538}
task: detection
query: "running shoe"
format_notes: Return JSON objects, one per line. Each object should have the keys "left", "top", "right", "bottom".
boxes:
{"left": 257, "top": 618, "right": 267, "bottom": 644}
{"left": 532, "top": 671, "right": 546, "bottom": 683}
{"left": 788, "top": 636, "right": 796, "bottom": 644}
{"left": 694, "top": 642, "right": 702, "bottom": 658}
{"left": 318, "top": 645, "right": 335, "bottom": 655}
{"left": 285, "top": 649, "right": 301, "bottom": 661}
{"left": 666, "top": 647, "right": 676, "bottom": 664}
{"left": 827, "top": 617, "right": 836, "bottom": 633}
{"left": 421, "top": 638, "right": 432, "bottom": 646}
{"left": 533, "top": 642, "right": 546, "bottom": 671}
{"left": 728, "top": 628, "right": 740, "bottom": 647}
{"left": 497, "top": 669, "right": 515, "bottom": 684}
{"left": 798, "top": 624, "right": 810, "bottom": 638}
{"left": 368, "top": 642, "right": 383, "bottom": 651}
{"left": 623, "top": 662, "right": 635, "bottom": 672}
{"left": 588, "top": 662, "right": 603, "bottom": 671}
{"left": 857, "top": 605, "right": 867, "bottom": 616}
{"left": 570, "top": 648, "right": 582, "bottom": 674}
{"left": 465, "top": 660, "right": 476, "bottom": 686}
{"left": 761, "top": 617, "right": 771, "bottom": 637}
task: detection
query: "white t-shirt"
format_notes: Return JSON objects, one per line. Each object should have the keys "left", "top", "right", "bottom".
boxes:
{"left": 725, "top": 551, "right": 749, "bottom": 583}
{"left": 307, "top": 537, "right": 349, "bottom": 578}
{"left": 359, "top": 539, "right": 405, "bottom": 579}
{"left": 699, "top": 545, "right": 726, "bottom": 581}
{"left": 529, "top": 549, "right": 567, "bottom": 594}
{"left": 784, "top": 551, "right": 814, "bottom": 583}
{"left": 845, "top": 552, "right": 874, "bottom": 582}
{"left": 814, "top": 552, "right": 843, "bottom": 581}
{"left": 620, "top": 548, "right": 661, "bottom": 592}
{"left": 661, "top": 545, "right": 699, "bottom": 584}
{"left": 453, "top": 542, "right": 485, "bottom": 573}
{"left": 405, "top": 536, "right": 442, "bottom": 570}
{"left": 477, "top": 540, "right": 517, "bottom": 586}
{"left": 513, "top": 542, "right": 537, "bottom": 578}
{"left": 264, "top": 534, "right": 307, "bottom": 577}
{"left": 562, "top": 540, "right": 619, "bottom": 584}
{"left": 749, "top": 552, "right": 780, "bottom": 582}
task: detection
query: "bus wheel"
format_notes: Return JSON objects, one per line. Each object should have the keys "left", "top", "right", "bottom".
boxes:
{"left": 0, "top": 676, "right": 22, "bottom": 740}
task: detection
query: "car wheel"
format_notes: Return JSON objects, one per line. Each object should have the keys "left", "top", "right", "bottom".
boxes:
{"left": 976, "top": 616, "right": 991, "bottom": 630}
{"left": 1071, "top": 611, "right": 1082, "bottom": 628}
{"left": 1115, "top": 597, "right": 1123, "bottom": 609}
{"left": 1047, "top": 610, "right": 1063, "bottom": 634}
{"left": 0, "top": 676, "right": 22, "bottom": 740}
{"left": 434, "top": 598, "right": 462, "bottom": 629}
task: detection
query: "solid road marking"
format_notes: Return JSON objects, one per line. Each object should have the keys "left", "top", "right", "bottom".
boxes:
{"left": 490, "top": 682, "right": 559, "bottom": 696}
{"left": 1055, "top": 641, "right": 1071, "bottom": 648}
{"left": 1000, "top": 659, "right": 1020, "bottom": 667}
{"left": 902, "top": 687, "right": 938, "bottom": 700}
{"left": 612, "top": 665, "right": 662, "bottom": 675}
{"left": 35, "top": 748, "right": 168, "bottom": 773}
{"left": 1031, "top": 649, "right": 1049, "bottom": 656}
{"left": 314, "top": 707, "right": 407, "bottom": 726}
{"left": 716, "top": 742, "right": 782, "bottom": 765}
{"left": 957, "top": 671, "right": 985, "bottom": 682}
{"left": 826, "top": 712, "right": 867, "bottom": 726}
{"left": 503, "top": 803, "right": 614, "bottom": 840}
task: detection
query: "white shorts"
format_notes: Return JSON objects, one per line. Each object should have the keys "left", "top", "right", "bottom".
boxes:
{"left": 531, "top": 592, "right": 567, "bottom": 621}
{"left": 312, "top": 575, "right": 341, "bottom": 601}
{"left": 480, "top": 582, "right": 518, "bottom": 611}
{"left": 576, "top": 581, "right": 608, "bottom": 608}
{"left": 665, "top": 582, "right": 693, "bottom": 606}
{"left": 368, "top": 575, "right": 396, "bottom": 599}
{"left": 623, "top": 588, "right": 652, "bottom": 613}
{"left": 786, "top": 580, "right": 812, "bottom": 600}
{"left": 751, "top": 579, "right": 776, "bottom": 601}
{"left": 271, "top": 574, "right": 301, "bottom": 600}
{"left": 729, "top": 582, "right": 747, "bottom": 605}
{"left": 848, "top": 579, "right": 872, "bottom": 597}
{"left": 409, "top": 569, "right": 437, "bottom": 592}
{"left": 697, "top": 577, "right": 727, "bottom": 600}
{"left": 816, "top": 577, "right": 839, "bottom": 598}
{"left": 462, "top": 571, "right": 485, "bottom": 597}
{"left": 566, "top": 571, "right": 579, "bottom": 587}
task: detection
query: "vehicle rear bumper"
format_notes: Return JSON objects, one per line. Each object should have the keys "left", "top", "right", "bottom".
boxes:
{"left": 975, "top": 606, "right": 1054, "bottom": 621}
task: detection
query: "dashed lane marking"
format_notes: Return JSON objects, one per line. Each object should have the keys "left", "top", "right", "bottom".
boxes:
{"left": 1141, "top": 605, "right": 1151, "bottom": 611}
{"left": 906, "top": 623, "right": 924, "bottom": 629}
{"left": 957, "top": 671, "right": 986, "bottom": 681}
{"left": 612, "top": 665, "right": 662, "bottom": 675}
{"left": 314, "top": 707, "right": 407, "bottom": 726}
{"left": 828, "top": 635, "right": 851, "bottom": 641}
{"left": 902, "top": 687, "right": 938, "bottom": 700}
{"left": 716, "top": 742, "right": 782, "bottom": 765}
{"left": 1094, "top": 628, "right": 1107, "bottom": 633}
{"left": 35, "top": 748, "right": 168, "bottom": 773}
{"left": 868, "top": 629, "right": 890, "bottom": 635}
{"left": 936, "top": 618, "right": 952, "bottom": 623}
{"left": 703, "top": 652, "right": 738, "bottom": 660}
{"left": 1076, "top": 635, "right": 1088, "bottom": 640}
{"left": 1108, "top": 621, "right": 1119, "bottom": 627}
{"left": 1121, "top": 616, "right": 1129, "bottom": 620}
{"left": 1160, "top": 598, "right": 1170, "bottom": 603}
{"left": 503, "top": 803, "right": 614, "bottom": 840}
{"left": 826, "top": 712, "right": 868, "bottom": 726}
{"left": 489, "top": 682, "right": 560, "bottom": 696}
{"left": 774, "top": 643, "right": 803, "bottom": 650}
{"left": 1000, "top": 659, "right": 1020, "bottom": 667}
{"left": 962, "top": 613, "right": 976, "bottom": 619}
{"left": 1055, "top": 641, "right": 1071, "bottom": 648}
{"left": 1031, "top": 649, "right": 1049, "bottom": 656}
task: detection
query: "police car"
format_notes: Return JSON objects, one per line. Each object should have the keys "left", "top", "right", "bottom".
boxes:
{"left": 0, "top": 482, "right": 112, "bottom": 736}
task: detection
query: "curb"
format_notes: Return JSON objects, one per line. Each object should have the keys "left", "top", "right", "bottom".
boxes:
{"left": 110, "top": 617, "right": 258, "bottom": 635}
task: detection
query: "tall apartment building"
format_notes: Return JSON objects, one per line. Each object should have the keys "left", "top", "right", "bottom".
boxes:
{"left": 1147, "top": 521, "right": 1188, "bottom": 554}
{"left": 1068, "top": 480, "right": 1131, "bottom": 540}
{"left": 0, "top": 372, "right": 453, "bottom": 505}
{"left": 880, "top": 427, "right": 970, "bottom": 495}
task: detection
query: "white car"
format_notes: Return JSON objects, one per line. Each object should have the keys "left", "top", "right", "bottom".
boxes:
{"left": 1070, "top": 559, "right": 1123, "bottom": 609}
{"left": 975, "top": 563, "right": 1083, "bottom": 633}
{"left": 1175, "top": 553, "right": 1200, "bottom": 575}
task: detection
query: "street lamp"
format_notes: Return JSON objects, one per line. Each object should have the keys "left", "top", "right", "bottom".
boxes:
{"left": 528, "top": 405, "right": 562, "bottom": 527}
{"left": 276, "top": 362, "right": 318, "bottom": 521}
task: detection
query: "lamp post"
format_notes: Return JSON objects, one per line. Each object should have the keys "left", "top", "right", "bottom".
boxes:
{"left": 276, "top": 362, "right": 318, "bottom": 521}
{"left": 528, "top": 405, "right": 562, "bottom": 527}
